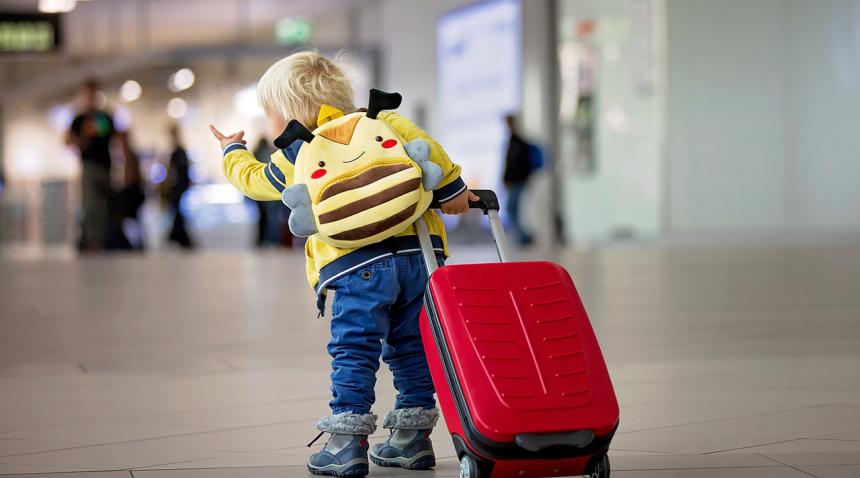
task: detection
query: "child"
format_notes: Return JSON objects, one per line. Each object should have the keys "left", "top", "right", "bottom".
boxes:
{"left": 210, "top": 51, "right": 476, "bottom": 476}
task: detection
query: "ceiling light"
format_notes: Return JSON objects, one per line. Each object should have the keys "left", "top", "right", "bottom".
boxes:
{"left": 38, "top": 0, "right": 77, "bottom": 13}
{"left": 167, "top": 98, "right": 188, "bottom": 118}
{"left": 168, "top": 68, "right": 195, "bottom": 92}
{"left": 119, "top": 80, "right": 142, "bottom": 103}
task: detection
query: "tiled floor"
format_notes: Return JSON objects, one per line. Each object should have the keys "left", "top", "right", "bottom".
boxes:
{"left": 1, "top": 243, "right": 859, "bottom": 477}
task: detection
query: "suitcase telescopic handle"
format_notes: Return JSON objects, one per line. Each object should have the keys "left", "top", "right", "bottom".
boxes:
{"left": 415, "top": 189, "right": 512, "bottom": 276}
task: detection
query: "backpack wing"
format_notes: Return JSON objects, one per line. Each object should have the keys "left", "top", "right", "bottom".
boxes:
{"left": 404, "top": 139, "right": 442, "bottom": 191}
{"left": 282, "top": 183, "right": 318, "bottom": 237}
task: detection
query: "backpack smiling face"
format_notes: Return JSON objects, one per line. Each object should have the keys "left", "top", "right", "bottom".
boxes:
{"left": 288, "top": 111, "right": 434, "bottom": 249}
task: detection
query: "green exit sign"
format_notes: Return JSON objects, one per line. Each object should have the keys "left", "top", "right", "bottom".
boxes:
{"left": 275, "top": 18, "right": 311, "bottom": 45}
{"left": 0, "top": 13, "right": 62, "bottom": 53}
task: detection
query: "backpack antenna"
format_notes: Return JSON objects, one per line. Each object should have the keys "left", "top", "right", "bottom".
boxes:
{"left": 366, "top": 89, "right": 402, "bottom": 119}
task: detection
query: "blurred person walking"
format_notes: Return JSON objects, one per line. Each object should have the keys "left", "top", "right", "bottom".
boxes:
{"left": 503, "top": 114, "right": 535, "bottom": 246}
{"left": 66, "top": 79, "right": 116, "bottom": 252}
{"left": 164, "top": 125, "right": 194, "bottom": 249}
{"left": 252, "top": 138, "right": 292, "bottom": 248}
{"left": 104, "top": 131, "right": 146, "bottom": 250}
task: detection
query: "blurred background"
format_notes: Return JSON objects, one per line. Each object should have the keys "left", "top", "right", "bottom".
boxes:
{"left": 2, "top": 1, "right": 860, "bottom": 476}
{"left": 1, "top": 0, "right": 859, "bottom": 255}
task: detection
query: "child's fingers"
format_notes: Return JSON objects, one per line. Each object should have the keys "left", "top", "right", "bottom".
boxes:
{"left": 226, "top": 131, "right": 246, "bottom": 144}
{"left": 468, "top": 191, "right": 480, "bottom": 201}
{"left": 209, "top": 124, "right": 225, "bottom": 140}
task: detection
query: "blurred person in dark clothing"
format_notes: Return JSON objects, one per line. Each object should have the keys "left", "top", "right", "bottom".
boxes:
{"left": 66, "top": 79, "right": 115, "bottom": 252}
{"left": 104, "top": 131, "right": 146, "bottom": 250}
{"left": 165, "top": 125, "right": 194, "bottom": 249}
{"left": 503, "top": 114, "right": 534, "bottom": 246}
{"left": 252, "top": 138, "right": 292, "bottom": 248}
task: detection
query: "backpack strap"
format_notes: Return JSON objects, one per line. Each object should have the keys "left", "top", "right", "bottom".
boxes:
{"left": 273, "top": 120, "right": 315, "bottom": 149}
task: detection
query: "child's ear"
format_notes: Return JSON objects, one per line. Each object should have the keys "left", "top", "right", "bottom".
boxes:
{"left": 317, "top": 105, "right": 345, "bottom": 127}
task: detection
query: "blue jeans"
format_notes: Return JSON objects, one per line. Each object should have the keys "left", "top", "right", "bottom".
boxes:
{"left": 327, "top": 253, "right": 439, "bottom": 415}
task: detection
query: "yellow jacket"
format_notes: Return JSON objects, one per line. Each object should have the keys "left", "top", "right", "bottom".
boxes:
{"left": 222, "top": 111, "right": 466, "bottom": 311}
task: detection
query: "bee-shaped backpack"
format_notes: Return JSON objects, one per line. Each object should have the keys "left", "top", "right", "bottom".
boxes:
{"left": 276, "top": 89, "right": 443, "bottom": 249}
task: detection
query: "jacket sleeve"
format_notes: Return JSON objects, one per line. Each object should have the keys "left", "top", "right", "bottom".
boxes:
{"left": 221, "top": 142, "right": 294, "bottom": 201}
{"left": 380, "top": 112, "right": 466, "bottom": 203}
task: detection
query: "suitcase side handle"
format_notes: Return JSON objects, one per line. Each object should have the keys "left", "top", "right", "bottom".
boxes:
{"left": 416, "top": 189, "right": 512, "bottom": 276}
{"left": 514, "top": 430, "right": 595, "bottom": 452}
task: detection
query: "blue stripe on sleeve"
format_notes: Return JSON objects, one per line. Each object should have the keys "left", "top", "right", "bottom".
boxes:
{"left": 223, "top": 143, "right": 247, "bottom": 155}
{"left": 268, "top": 160, "right": 286, "bottom": 186}
{"left": 434, "top": 176, "right": 467, "bottom": 203}
{"left": 264, "top": 164, "right": 286, "bottom": 192}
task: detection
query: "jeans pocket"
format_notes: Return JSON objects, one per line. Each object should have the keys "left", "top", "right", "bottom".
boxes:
{"left": 340, "top": 258, "right": 391, "bottom": 290}
{"left": 362, "top": 258, "right": 395, "bottom": 279}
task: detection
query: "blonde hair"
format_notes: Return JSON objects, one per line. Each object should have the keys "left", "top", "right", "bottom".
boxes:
{"left": 257, "top": 51, "right": 355, "bottom": 130}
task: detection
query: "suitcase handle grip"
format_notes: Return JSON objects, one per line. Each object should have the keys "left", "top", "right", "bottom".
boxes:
{"left": 428, "top": 189, "right": 500, "bottom": 214}
{"left": 514, "top": 430, "right": 595, "bottom": 452}
{"left": 416, "top": 189, "right": 512, "bottom": 276}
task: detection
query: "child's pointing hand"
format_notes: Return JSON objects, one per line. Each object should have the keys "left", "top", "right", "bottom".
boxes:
{"left": 209, "top": 125, "right": 247, "bottom": 151}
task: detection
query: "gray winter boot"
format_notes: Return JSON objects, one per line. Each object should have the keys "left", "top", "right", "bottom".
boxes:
{"left": 370, "top": 407, "right": 439, "bottom": 470}
{"left": 308, "top": 412, "right": 377, "bottom": 477}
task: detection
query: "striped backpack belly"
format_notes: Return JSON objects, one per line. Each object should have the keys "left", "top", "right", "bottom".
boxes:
{"left": 312, "top": 159, "right": 431, "bottom": 249}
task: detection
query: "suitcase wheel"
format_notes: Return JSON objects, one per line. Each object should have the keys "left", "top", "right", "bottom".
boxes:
{"left": 459, "top": 454, "right": 482, "bottom": 478}
{"left": 583, "top": 454, "right": 610, "bottom": 478}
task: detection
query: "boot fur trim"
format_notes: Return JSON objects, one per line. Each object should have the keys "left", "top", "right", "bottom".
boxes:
{"left": 382, "top": 407, "right": 439, "bottom": 430}
{"left": 316, "top": 412, "right": 378, "bottom": 435}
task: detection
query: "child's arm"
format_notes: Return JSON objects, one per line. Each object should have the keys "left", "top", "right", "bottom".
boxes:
{"left": 380, "top": 112, "right": 478, "bottom": 214}
{"left": 210, "top": 125, "right": 292, "bottom": 201}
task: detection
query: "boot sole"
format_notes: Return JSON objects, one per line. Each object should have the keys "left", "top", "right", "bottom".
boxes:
{"left": 307, "top": 458, "right": 369, "bottom": 477}
{"left": 369, "top": 449, "right": 436, "bottom": 470}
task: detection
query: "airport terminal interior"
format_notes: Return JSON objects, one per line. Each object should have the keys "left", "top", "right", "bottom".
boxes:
{"left": 2, "top": 0, "right": 860, "bottom": 477}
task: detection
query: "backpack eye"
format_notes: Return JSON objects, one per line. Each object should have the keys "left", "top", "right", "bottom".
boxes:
{"left": 318, "top": 161, "right": 326, "bottom": 167}
{"left": 375, "top": 136, "right": 383, "bottom": 142}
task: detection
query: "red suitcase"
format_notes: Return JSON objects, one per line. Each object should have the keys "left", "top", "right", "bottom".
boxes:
{"left": 415, "top": 191, "right": 618, "bottom": 478}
